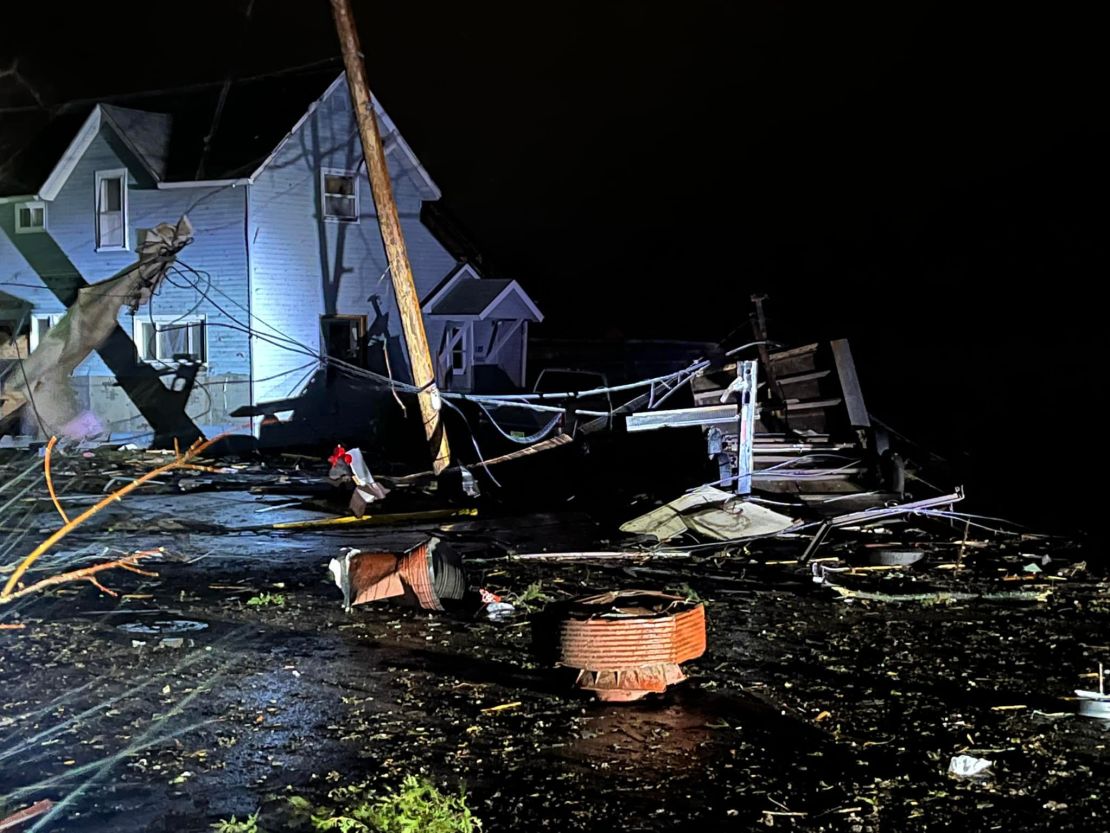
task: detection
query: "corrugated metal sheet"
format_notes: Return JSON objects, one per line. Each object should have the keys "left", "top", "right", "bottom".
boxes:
{"left": 555, "top": 590, "right": 707, "bottom": 701}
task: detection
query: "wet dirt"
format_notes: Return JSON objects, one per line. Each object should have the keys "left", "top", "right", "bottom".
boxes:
{"left": 1, "top": 489, "right": 1106, "bottom": 832}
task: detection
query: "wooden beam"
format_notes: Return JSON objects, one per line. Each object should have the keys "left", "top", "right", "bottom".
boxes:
{"left": 331, "top": 0, "right": 450, "bottom": 473}
{"left": 830, "top": 338, "right": 871, "bottom": 429}
{"left": 484, "top": 318, "right": 524, "bottom": 364}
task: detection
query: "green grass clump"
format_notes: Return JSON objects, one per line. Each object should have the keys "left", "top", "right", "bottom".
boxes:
{"left": 246, "top": 592, "right": 285, "bottom": 607}
{"left": 312, "top": 775, "right": 481, "bottom": 833}
{"left": 212, "top": 811, "right": 260, "bottom": 833}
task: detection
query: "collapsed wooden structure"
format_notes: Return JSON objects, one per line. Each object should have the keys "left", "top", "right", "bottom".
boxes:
{"left": 626, "top": 337, "right": 910, "bottom": 514}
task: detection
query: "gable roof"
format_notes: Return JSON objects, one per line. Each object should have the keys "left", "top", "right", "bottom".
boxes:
{"left": 38, "top": 104, "right": 173, "bottom": 200}
{"left": 101, "top": 105, "right": 173, "bottom": 179}
{"left": 426, "top": 277, "right": 543, "bottom": 322}
{"left": 249, "top": 74, "right": 439, "bottom": 199}
{"left": 421, "top": 262, "right": 481, "bottom": 309}
{"left": 0, "top": 68, "right": 440, "bottom": 199}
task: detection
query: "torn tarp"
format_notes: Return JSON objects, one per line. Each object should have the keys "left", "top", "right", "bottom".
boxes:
{"left": 620, "top": 485, "right": 796, "bottom": 543}
{"left": 2, "top": 217, "right": 194, "bottom": 437}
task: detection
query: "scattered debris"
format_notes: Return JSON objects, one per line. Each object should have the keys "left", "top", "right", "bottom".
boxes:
{"left": 476, "top": 587, "right": 515, "bottom": 621}
{"left": 328, "top": 535, "right": 465, "bottom": 612}
{"left": 1, "top": 218, "right": 195, "bottom": 440}
{"left": 948, "top": 754, "right": 994, "bottom": 780}
{"left": 800, "top": 490, "right": 965, "bottom": 563}
{"left": 485, "top": 601, "right": 516, "bottom": 622}
{"left": 328, "top": 445, "right": 390, "bottom": 517}
{"left": 116, "top": 619, "right": 209, "bottom": 635}
{"left": 1076, "top": 662, "right": 1110, "bottom": 718}
{"left": 867, "top": 548, "right": 926, "bottom": 566}
{"left": 480, "top": 701, "right": 522, "bottom": 714}
{"left": 0, "top": 799, "right": 54, "bottom": 832}
{"left": 0, "top": 431, "right": 225, "bottom": 604}
{"left": 824, "top": 585, "right": 1052, "bottom": 605}
{"left": 272, "top": 507, "right": 477, "bottom": 530}
{"left": 620, "top": 485, "right": 796, "bottom": 543}
{"left": 554, "top": 590, "right": 706, "bottom": 702}
{"left": 510, "top": 550, "right": 689, "bottom": 562}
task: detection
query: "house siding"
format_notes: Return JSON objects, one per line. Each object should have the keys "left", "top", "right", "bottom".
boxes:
{"left": 4, "top": 73, "right": 537, "bottom": 441}
{"left": 1, "top": 126, "right": 251, "bottom": 437}
{"left": 247, "top": 76, "right": 456, "bottom": 406}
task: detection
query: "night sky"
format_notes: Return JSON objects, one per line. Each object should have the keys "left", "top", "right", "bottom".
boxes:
{"left": 1, "top": 2, "right": 1105, "bottom": 532}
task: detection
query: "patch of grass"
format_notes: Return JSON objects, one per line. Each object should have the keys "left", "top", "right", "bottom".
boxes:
{"left": 212, "top": 812, "right": 260, "bottom": 833}
{"left": 674, "top": 582, "right": 706, "bottom": 606}
{"left": 310, "top": 775, "right": 481, "bottom": 833}
{"left": 246, "top": 592, "right": 285, "bottom": 607}
{"left": 509, "top": 581, "right": 554, "bottom": 613}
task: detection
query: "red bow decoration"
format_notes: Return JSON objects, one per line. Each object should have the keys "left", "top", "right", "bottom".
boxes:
{"left": 328, "top": 445, "right": 353, "bottom": 466}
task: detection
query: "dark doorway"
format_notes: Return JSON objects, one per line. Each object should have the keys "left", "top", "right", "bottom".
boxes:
{"left": 321, "top": 314, "right": 367, "bottom": 370}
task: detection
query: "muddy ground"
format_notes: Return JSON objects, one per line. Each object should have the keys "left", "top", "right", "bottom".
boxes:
{"left": 0, "top": 465, "right": 1106, "bottom": 832}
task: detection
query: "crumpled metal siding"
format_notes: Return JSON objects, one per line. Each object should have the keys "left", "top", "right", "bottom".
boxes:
{"left": 558, "top": 604, "right": 706, "bottom": 671}
{"left": 554, "top": 591, "right": 707, "bottom": 701}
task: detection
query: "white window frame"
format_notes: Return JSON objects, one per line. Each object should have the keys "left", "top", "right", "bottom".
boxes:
{"left": 320, "top": 168, "right": 359, "bottom": 223}
{"left": 14, "top": 201, "right": 47, "bottom": 234}
{"left": 95, "top": 168, "right": 129, "bottom": 251}
{"left": 29, "top": 313, "right": 63, "bottom": 351}
{"left": 446, "top": 323, "right": 471, "bottom": 377}
{"left": 133, "top": 315, "right": 208, "bottom": 367}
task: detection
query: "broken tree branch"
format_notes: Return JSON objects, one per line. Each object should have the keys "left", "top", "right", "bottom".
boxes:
{"left": 0, "top": 551, "right": 160, "bottom": 605}
{"left": 0, "top": 799, "right": 54, "bottom": 832}
{"left": 827, "top": 584, "right": 1052, "bottom": 604}
{"left": 44, "top": 435, "right": 70, "bottom": 524}
{"left": 0, "top": 433, "right": 225, "bottom": 601}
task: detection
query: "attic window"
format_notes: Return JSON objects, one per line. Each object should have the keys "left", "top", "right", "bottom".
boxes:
{"left": 95, "top": 169, "right": 128, "bottom": 251}
{"left": 14, "top": 201, "right": 46, "bottom": 233}
{"left": 321, "top": 169, "right": 358, "bottom": 222}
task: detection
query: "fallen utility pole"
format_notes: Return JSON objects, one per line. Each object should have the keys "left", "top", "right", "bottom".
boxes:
{"left": 330, "top": 0, "right": 451, "bottom": 474}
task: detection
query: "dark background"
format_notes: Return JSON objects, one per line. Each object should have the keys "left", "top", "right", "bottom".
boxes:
{"left": 2, "top": 2, "right": 1104, "bottom": 533}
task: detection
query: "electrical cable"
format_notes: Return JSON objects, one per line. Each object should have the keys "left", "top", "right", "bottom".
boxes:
{"left": 470, "top": 399, "right": 562, "bottom": 445}
{"left": 0, "top": 56, "right": 344, "bottom": 115}
{"left": 170, "top": 258, "right": 705, "bottom": 416}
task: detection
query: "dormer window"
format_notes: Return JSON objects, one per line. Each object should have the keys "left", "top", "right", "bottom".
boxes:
{"left": 95, "top": 169, "right": 128, "bottom": 250}
{"left": 14, "top": 201, "right": 46, "bottom": 233}
{"left": 321, "top": 169, "right": 358, "bottom": 222}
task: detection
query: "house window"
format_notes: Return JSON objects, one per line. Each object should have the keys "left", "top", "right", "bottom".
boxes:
{"left": 321, "top": 169, "right": 358, "bottom": 221}
{"left": 134, "top": 316, "right": 207, "bottom": 365}
{"left": 95, "top": 169, "right": 128, "bottom": 250}
{"left": 15, "top": 201, "right": 46, "bottom": 234}
{"left": 29, "top": 314, "right": 62, "bottom": 350}
{"left": 447, "top": 325, "right": 469, "bottom": 375}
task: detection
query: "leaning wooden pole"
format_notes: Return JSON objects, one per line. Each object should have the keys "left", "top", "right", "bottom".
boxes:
{"left": 330, "top": 0, "right": 451, "bottom": 473}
